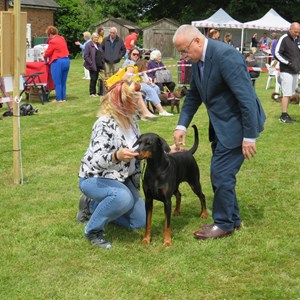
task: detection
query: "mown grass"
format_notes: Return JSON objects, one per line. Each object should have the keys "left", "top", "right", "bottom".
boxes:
{"left": 1, "top": 58, "right": 299, "bottom": 300}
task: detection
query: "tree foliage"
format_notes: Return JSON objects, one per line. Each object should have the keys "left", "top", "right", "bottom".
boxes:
{"left": 53, "top": 0, "right": 300, "bottom": 57}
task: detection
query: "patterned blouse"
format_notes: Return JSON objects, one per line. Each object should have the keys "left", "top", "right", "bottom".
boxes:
{"left": 79, "top": 116, "right": 141, "bottom": 185}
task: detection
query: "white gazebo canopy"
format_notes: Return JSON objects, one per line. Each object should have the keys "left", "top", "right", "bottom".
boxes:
{"left": 191, "top": 8, "right": 243, "bottom": 29}
{"left": 243, "top": 8, "right": 291, "bottom": 31}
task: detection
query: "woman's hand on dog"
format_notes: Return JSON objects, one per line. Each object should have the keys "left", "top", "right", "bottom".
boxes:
{"left": 116, "top": 148, "right": 139, "bottom": 163}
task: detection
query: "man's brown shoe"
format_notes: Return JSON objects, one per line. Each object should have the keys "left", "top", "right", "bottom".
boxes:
{"left": 199, "top": 223, "right": 241, "bottom": 231}
{"left": 194, "top": 225, "right": 233, "bottom": 240}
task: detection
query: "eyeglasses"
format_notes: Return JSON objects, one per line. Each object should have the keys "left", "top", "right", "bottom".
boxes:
{"left": 132, "top": 53, "right": 139, "bottom": 57}
{"left": 179, "top": 39, "right": 195, "bottom": 55}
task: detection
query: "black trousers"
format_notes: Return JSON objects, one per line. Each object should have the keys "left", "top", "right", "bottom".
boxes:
{"left": 89, "top": 67, "right": 101, "bottom": 95}
{"left": 156, "top": 81, "right": 176, "bottom": 93}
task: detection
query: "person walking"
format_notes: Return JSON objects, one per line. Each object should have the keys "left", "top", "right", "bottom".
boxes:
{"left": 101, "top": 27, "right": 126, "bottom": 75}
{"left": 172, "top": 25, "right": 266, "bottom": 240}
{"left": 275, "top": 22, "right": 300, "bottom": 124}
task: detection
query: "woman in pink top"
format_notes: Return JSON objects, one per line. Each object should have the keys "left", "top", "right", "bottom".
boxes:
{"left": 44, "top": 26, "right": 70, "bottom": 102}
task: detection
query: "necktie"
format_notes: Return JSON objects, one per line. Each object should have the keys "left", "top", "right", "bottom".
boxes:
{"left": 199, "top": 61, "right": 204, "bottom": 81}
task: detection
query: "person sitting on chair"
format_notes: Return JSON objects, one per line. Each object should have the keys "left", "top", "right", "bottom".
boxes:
{"left": 147, "top": 50, "right": 176, "bottom": 95}
{"left": 245, "top": 54, "right": 260, "bottom": 86}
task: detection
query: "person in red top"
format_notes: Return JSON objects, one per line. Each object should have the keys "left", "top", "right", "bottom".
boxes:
{"left": 124, "top": 30, "right": 139, "bottom": 58}
{"left": 44, "top": 26, "right": 70, "bottom": 102}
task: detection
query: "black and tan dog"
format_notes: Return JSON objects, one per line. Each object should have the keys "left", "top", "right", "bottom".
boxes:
{"left": 271, "top": 92, "right": 300, "bottom": 104}
{"left": 133, "top": 125, "right": 207, "bottom": 246}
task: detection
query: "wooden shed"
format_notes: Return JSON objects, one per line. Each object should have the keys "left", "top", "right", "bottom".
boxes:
{"left": 143, "top": 18, "right": 180, "bottom": 58}
{"left": 95, "top": 18, "right": 141, "bottom": 41}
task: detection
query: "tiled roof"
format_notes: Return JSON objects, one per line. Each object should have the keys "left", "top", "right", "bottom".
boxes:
{"left": 97, "top": 18, "right": 141, "bottom": 30}
{"left": 21, "top": 0, "right": 60, "bottom": 9}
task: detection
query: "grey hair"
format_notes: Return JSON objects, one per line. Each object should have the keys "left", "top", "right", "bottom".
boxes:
{"left": 150, "top": 49, "right": 161, "bottom": 60}
{"left": 173, "top": 25, "right": 202, "bottom": 43}
{"left": 91, "top": 32, "right": 99, "bottom": 38}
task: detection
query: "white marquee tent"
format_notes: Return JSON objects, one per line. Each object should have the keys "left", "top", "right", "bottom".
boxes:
{"left": 243, "top": 8, "right": 291, "bottom": 31}
{"left": 192, "top": 8, "right": 291, "bottom": 50}
{"left": 191, "top": 8, "right": 243, "bottom": 29}
{"left": 192, "top": 8, "right": 244, "bottom": 49}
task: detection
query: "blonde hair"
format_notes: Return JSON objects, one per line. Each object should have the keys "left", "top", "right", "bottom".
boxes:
{"left": 100, "top": 81, "right": 137, "bottom": 129}
{"left": 83, "top": 31, "right": 91, "bottom": 39}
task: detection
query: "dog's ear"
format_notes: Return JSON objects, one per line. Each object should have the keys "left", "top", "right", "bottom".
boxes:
{"left": 159, "top": 137, "right": 171, "bottom": 153}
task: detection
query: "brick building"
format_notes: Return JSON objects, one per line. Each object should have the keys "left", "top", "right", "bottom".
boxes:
{"left": 0, "top": 0, "right": 60, "bottom": 45}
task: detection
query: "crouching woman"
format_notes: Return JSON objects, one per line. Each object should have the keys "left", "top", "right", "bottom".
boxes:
{"left": 78, "top": 81, "right": 146, "bottom": 249}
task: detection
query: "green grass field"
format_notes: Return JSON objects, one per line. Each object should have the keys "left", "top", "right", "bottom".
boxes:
{"left": 1, "top": 58, "right": 299, "bottom": 299}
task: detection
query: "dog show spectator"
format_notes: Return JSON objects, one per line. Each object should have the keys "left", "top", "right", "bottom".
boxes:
{"left": 44, "top": 25, "right": 70, "bottom": 103}
{"left": 123, "top": 50, "right": 173, "bottom": 116}
{"left": 245, "top": 53, "right": 260, "bottom": 86}
{"left": 275, "top": 22, "right": 300, "bottom": 124}
{"left": 101, "top": 27, "right": 126, "bottom": 75}
{"left": 172, "top": 24, "right": 266, "bottom": 240}
{"left": 0, "top": 76, "right": 13, "bottom": 113}
{"left": 97, "top": 27, "right": 105, "bottom": 45}
{"left": 83, "top": 32, "right": 105, "bottom": 97}
{"left": 147, "top": 49, "right": 176, "bottom": 95}
{"left": 250, "top": 33, "right": 259, "bottom": 54}
{"left": 75, "top": 31, "right": 91, "bottom": 80}
{"left": 124, "top": 30, "right": 140, "bottom": 59}
{"left": 258, "top": 32, "right": 272, "bottom": 51}
{"left": 208, "top": 29, "right": 220, "bottom": 40}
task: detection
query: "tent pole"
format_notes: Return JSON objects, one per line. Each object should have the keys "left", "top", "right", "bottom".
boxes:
{"left": 240, "top": 28, "right": 244, "bottom": 53}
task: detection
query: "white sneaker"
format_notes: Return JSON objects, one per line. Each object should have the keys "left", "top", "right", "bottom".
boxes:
{"left": 159, "top": 110, "right": 173, "bottom": 116}
{"left": 90, "top": 94, "right": 98, "bottom": 97}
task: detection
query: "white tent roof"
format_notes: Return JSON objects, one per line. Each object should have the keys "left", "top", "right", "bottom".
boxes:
{"left": 243, "top": 8, "right": 291, "bottom": 31}
{"left": 191, "top": 8, "right": 243, "bottom": 29}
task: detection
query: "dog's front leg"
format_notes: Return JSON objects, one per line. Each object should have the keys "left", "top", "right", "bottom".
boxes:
{"left": 163, "top": 198, "right": 172, "bottom": 246}
{"left": 142, "top": 197, "right": 153, "bottom": 245}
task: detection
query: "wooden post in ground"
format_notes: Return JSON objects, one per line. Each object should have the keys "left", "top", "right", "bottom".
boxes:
{"left": 13, "top": 0, "right": 22, "bottom": 184}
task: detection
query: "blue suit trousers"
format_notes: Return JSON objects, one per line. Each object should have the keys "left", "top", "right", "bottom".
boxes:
{"left": 210, "top": 138, "right": 244, "bottom": 231}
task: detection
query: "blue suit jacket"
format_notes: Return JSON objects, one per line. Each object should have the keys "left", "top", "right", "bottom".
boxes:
{"left": 178, "top": 39, "right": 266, "bottom": 149}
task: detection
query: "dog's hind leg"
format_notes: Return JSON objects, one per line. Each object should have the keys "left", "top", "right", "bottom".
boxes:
{"left": 172, "top": 189, "right": 182, "bottom": 216}
{"left": 189, "top": 182, "right": 208, "bottom": 219}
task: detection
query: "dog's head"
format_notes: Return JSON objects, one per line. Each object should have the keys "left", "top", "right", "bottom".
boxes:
{"left": 133, "top": 133, "right": 170, "bottom": 160}
{"left": 173, "top": 86, "right": 188, "bottom": 98}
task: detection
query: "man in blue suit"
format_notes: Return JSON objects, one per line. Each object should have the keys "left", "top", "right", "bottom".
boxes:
{"left": 172, "top": 25, "right": 266, "bottom": 240}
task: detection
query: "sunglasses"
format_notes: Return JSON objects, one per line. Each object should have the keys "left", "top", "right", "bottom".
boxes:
{"left": 132, "top": 53, "right": 139, "bottom": 56}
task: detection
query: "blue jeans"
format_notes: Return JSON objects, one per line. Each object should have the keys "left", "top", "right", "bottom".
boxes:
{"left": 140, "top": 82, "right": 161, "bottom": 105}
{"left": 79, "top": 177, "right": 146, "bottom": 234}
{"left": 50, "top": 57, "right": 70, "bottom": 100}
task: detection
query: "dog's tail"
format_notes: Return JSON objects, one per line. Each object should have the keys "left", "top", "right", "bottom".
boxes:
{"left": 189, "top": 125, "right": 199, "bottom": 155}
{"left": 271, "top": 92, "right": 281, "bottom": 102}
